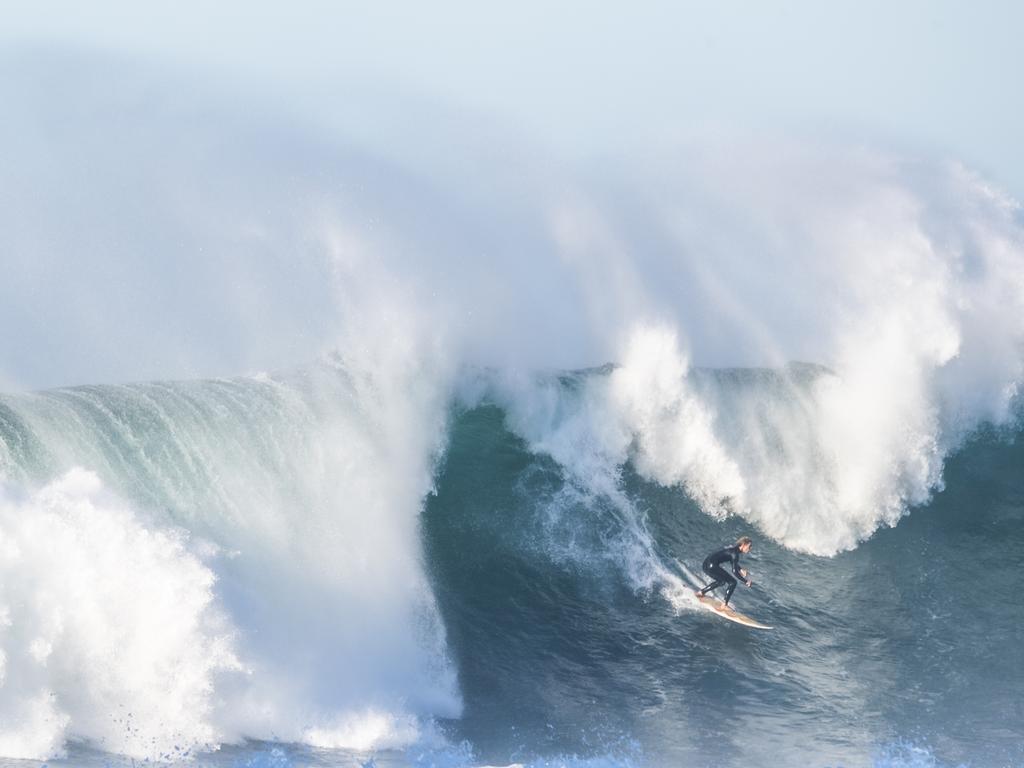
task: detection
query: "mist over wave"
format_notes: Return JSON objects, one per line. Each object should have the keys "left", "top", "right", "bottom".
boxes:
{"left": 1, "top": 49, "right": 1023, "bottom": 765}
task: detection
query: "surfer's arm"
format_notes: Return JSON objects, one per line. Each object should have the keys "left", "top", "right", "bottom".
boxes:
{"left": 730, "top": 550, "right": 751, "bottom": 585}
{"left": 730, "top": 549, "right": 744, "bottom": 578}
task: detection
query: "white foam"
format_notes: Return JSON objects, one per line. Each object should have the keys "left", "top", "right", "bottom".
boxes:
{"left": 484, "top": 154, "right": 1024, "bottom": 557}
{"left": 0, "top": 334, "right": 462, "bottom": 761}
{"left": 302, "top": 709, "right": 423, "bottom": 752}
{"left": 0, "top": 469, "right": 240, "bottom": 760}
{"left": 873, "top": 740, "right": 959, "bottom": 768}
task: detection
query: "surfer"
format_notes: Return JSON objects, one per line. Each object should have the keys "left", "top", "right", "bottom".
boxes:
{"left": 695, "top": 536, "right": 753, "bottom": 608}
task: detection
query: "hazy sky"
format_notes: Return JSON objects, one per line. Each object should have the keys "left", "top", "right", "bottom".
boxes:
{"left": 3, "top": 2, "right": 1024, "bottom": 390}
{"left": 5, "top": 1, "right": 1024, "bottom": 193}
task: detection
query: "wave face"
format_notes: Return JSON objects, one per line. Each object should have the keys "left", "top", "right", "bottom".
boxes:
{"left": 3, "top": 51, "right": 1024, "bottom": 768}
{"left": 428, "top": 389, "right": 1024, "bottom": 767}
{"left": 1, "top": 364, "right": 1022, "bottom": 767}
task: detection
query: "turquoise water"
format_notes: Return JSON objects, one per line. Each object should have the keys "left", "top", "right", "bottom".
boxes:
{"left": 0, "top": 367, "right": 1020, "bottom": 767}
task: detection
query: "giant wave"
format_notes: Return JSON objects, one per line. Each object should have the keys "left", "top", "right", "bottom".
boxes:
{"left": 2, "top": 50, "right": 1024, "bottom": 767}
{"left": 1, "top": 352, "right": 1021, "bottom": 765}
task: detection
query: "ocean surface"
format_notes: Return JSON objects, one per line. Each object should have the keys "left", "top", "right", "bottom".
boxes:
{"left": 1, "top": 363, "right": 1021, "bottom": 768}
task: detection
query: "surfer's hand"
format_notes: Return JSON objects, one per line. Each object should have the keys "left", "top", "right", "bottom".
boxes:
{"left": 745, "top": 579, "right": 753, "bottom": 587}
{"left": 740, "top": 568, "right": 748, "bottom": 578}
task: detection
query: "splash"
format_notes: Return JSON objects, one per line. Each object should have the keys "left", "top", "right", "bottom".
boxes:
{"left": 0, "top": 469, "right": 238, "bottom": 760}
{"left": 475, "top": 155, "right": 1024, "bottom": 556}
{"left": 0, "top": 358, "right": 461, "bottom": 760}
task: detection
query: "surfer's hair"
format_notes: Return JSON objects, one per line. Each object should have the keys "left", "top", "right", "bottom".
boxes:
{"left": 736, "top": 536, "right": 753, "bottom": 548}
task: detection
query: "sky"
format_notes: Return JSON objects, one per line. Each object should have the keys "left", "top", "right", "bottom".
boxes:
{"left": 4, "top": 1, "right": 1024, "bottom": 192}
{"left": 2, "top": 1, "right": 1024, "bottom": 390}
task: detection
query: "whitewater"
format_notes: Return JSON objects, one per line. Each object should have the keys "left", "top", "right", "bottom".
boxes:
{"left": 2, "top": 52, "right": 1024, "bottom": 768}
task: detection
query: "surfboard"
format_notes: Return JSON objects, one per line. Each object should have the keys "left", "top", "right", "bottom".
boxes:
{"left": 695, "top": 594, "right": 773, "bottom": 630}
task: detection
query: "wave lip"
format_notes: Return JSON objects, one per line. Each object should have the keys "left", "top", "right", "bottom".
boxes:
{"left": 487, "top": 318, "right": 1022, "bottom": 557}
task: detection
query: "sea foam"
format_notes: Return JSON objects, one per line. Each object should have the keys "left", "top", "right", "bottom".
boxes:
{"left": 0, "top": 469, "right": 238, "bottom": 760}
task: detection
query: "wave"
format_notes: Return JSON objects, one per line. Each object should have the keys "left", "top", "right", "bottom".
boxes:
{"left": 0, "top": 364, "right": 460, "bottom": 760}
{"left": 1, "top": 358, "right": 1021, "bottom": 762}
{"left": 469, "top": 328, "right": 1022, "bottom": 559}
{"left": 2, "top": 50, "right": 1024, "bottom": 766}
{"left": 424, "top": 397, "right": 1024, "bottom": 767}
{"left": 5, "top": 52, "right": 1024, "bottom": 560}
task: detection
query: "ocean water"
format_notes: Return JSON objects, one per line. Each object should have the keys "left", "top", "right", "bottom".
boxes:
{"left": 0, "top": 363, "right": 1020, "bottom": 768}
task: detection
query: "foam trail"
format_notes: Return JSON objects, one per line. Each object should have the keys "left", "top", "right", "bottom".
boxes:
{"left": 673, "top": 560, "right": 706, "bottom": 592}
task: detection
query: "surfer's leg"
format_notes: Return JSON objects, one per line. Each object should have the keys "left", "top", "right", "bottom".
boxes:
{"left": 700, "top": 581, "right": 724, "bottom": 598}
{"left": 699, "top": 564, "right": 730, "bottom": 597}
{"left": 723, "top": 576, "right": 737, "bottom": 605}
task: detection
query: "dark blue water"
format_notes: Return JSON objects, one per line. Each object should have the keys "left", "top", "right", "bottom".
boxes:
{"left": 424, "top": 406, "right": 1024, "bottom": 767}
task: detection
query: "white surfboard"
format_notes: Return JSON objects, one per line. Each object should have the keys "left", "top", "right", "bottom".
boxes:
{"left": 695, "top": 594, "right": 773, "bottom": 630}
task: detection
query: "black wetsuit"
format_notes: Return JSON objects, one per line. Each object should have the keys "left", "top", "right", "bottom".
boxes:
{"left": 698, "top": 545, "right": 746, "bottom": 605}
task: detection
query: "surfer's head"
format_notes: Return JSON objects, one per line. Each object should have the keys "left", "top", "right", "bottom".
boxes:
{"left": 736, "top": 536, "right": 753, "bottom": 553}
